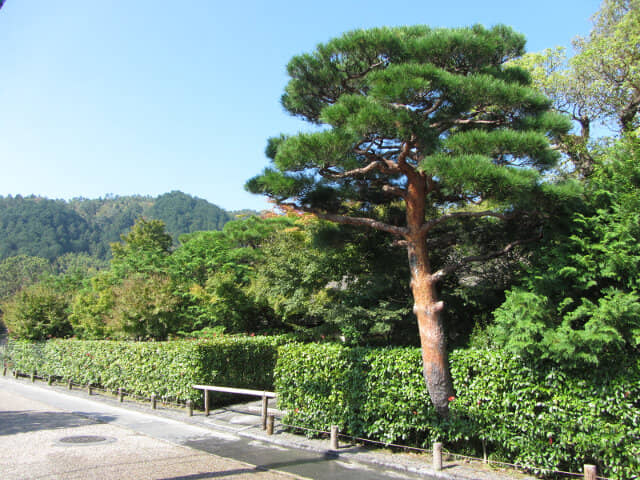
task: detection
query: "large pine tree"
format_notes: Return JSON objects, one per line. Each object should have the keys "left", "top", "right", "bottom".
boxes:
{"left": 247, "top": 25, "right": 570, "bottom": 415}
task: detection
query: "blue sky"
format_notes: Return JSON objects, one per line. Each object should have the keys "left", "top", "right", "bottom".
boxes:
{"left": 0, "top": 0, "right": 602, "bottom": 211}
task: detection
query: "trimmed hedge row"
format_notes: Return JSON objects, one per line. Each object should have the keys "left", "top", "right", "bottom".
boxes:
{"left": 5, "top": 336, "right": 286, "bottom": 406}
{"left": 275, "top": 344, "right": 640, "bottom": 479}
{"left": 5, "top": 339, "right": 639, "bottom": 477}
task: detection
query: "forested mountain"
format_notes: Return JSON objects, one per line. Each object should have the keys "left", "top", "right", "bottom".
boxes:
{"left": 0, "top": 191, "right": 240, "bottom": 261}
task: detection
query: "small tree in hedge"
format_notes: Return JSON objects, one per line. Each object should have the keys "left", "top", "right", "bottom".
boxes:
{"left": 247, "top": 25, "right": 571, "bottom": 415}
{"left": 2, "top": 281, "right": 72, "bottom": 340}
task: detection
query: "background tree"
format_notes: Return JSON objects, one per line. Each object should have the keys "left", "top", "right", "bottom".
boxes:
{"left": 2, "top": 278, "right": 73, "bottom": 340}
{"left": 169, "top": 216, "right": 292, "bottom": 334}
{"left": 0, "top": 192, "right": 238, "bottom": 262}
{"left": 148, "top": 191, "right": 233, "bottom": 239}
{"left": 0, "top": 255, "right": 50, "bottom": 304}
{"left": 573, "top": 0, "right": 639, "bottom": 133}
{"left": 487, "top": 136, "right": 640, "bottom": 367}
{"left": 509, "top": 0, "right": 640, "bottom": 176}
{"left": 0, "top": 196, "right": 92, "bottom": 261}
{"left": 69, "top": 271, "right": 118, "bottom": 339}
{"left": 108, "top": 273, "right": 179, "bottom": 340}
{"left": 247, "top": 25, "right": 571, "bottom": 415}
{"left": 250, "top": 216, "right": 416, "bottom": 344}
{"left": 110, "top": 218, "right": 173, "bottom": 276}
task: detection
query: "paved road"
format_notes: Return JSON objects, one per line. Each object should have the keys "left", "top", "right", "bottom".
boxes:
{"left": 0, "top": 377, "right": 427, "bottom": 480}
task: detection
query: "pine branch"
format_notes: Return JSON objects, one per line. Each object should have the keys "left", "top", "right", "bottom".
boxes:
{"left": 279, "top": 202, "right": 408, "bottom": 237}
{"left": 431, "top": 232, "right": 542, "bottom": 282}
{"left": 422, "top": 210, "right": 515, "bottom": 234}
{"left": 382, "top": 185, "right": 407, "bottom": 199}
{"left": 319, "top": 160, "right": 389, "bottom": 179}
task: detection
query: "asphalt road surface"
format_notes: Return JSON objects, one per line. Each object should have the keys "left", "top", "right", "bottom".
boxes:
{"left": 0, "top": 377, "right": 427, "bottom": 480}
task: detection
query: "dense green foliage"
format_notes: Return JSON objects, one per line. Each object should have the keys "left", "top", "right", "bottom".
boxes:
{"left": 148, "top": 191, "right": 233, "bottom": 238}
{"left": 0, "top": 196, "right": 93, "bottom": 261}
{"left": 5, "top": 336, "right": 286, "bottom": 406}
{"left": 487, "top": 138, "right": 640, "bottom": 367}
{"left": 0, "top": 191, "right": 236, "bottom": 262}
{"left": 2, "top": 278, "right": 74, "bottom": 340}
{"left": 0, "top": 255, "right": 51, "bottom": 304}
{"left": 275, "top": 343, "right": 640, "bottom": 479}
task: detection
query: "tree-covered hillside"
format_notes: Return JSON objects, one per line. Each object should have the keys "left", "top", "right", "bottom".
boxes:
{"left": 0, "top": 191, "right": 239, "bottom": 262}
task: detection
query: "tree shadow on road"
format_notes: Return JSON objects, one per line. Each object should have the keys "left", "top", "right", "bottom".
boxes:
{"left": 0, "top": 410, "right": 103, "bottom": 435}
{"left": 157, "top": 452, "right": 339, "bottom": 479}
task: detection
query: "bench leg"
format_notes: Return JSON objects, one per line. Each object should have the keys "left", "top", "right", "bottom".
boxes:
{"left": 262, "top": 395, "right": 268, "bottom": 430}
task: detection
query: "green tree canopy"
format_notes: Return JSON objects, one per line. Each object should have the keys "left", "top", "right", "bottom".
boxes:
{"left": 247, "top": 25, "right": 571, "bottom": 415}
{"left": 509, "top": 0, "right": 640, "bottom": 176}
{"left": 488, "top": 136, "right": 640, "bottom": 367}
{"left": 110, "top": 218, "right": 173, "bottom": 276}
{"left": 148, "top": 191, "right": 233, "bottom": 239}
{"left": 0, "top": 255, "right": 51, "bottom": 304}
{"left": 2, "top": 278, "right": 73, "bottom": 341}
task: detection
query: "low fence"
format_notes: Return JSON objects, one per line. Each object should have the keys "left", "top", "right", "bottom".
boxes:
{"left": 192, "top": 383, "right": 277, "bottom": 429}
{"left": 2, "top": 364, "right": 611, "bottom": 480}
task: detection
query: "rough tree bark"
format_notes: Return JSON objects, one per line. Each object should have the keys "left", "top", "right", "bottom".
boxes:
{"left": 405, "top": 169, "right": 454, "bottom": 417}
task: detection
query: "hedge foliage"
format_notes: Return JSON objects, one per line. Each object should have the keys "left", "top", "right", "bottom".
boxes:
{"left": 275, "top": 344, "right": 640, "bottom": 479}
{"left": 5, "top": 336, "right": 285, "bottom": 406}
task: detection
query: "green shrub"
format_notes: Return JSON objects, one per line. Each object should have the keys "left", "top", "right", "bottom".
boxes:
{"left": 275, "top": 343, "right": 367, "bottom": 435}
{"left": 3, "top": 282, "right": 72, "bottom": 340}
{"left": 6, "top": 335, "right": 287, "bottom": 406}
{"left": 275, "top": 344, "right": 640, "bottom": 479}
{"left": 451, "top": 349, "right": 640, "bottom": 479}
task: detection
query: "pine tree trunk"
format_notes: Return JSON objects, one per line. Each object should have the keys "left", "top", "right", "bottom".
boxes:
{"left": 407, "top": 240, "right": 454, "bottom": 417}
{"left": 403, "top": 169, "right": 454, "bottom": 417}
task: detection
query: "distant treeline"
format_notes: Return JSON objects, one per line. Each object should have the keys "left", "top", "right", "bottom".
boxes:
{"left": 0, "top": 191, "right": 251, "bottom": 261}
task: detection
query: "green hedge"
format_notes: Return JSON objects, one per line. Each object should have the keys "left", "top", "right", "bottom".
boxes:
{"left": 5, "top": 336, "right": 286, "bottom": 406}
{"left": 275, "top": 344, "right": 640, "bottom": 479}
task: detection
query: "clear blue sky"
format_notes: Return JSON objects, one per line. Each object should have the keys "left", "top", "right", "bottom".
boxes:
{"left": 0, "top": 0, "right": 602, "bottom": 211}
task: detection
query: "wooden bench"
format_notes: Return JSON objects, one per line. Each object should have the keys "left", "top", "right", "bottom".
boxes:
{"left": 192, "top": 384, "right": 277, "bottom": 429}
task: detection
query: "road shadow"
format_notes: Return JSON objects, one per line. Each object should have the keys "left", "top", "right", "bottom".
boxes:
{"left": 158, "top": 452, "right": 339, "bottom": 479}
{"left": 0, "top": 410, "right": 103, "bottom": 435}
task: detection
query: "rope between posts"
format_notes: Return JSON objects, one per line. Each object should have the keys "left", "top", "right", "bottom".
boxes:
{"left": 278, "top": 420, "right": 614, "bottom": 480}
{"left": 16, "top": 372, "right": 190, "bottom": 409}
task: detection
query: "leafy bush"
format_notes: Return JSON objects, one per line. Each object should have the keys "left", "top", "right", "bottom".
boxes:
{"left": 275, "top": 343, "right": 367, "bottom": 435}
{"left": 275, "top": 344, "right": 640, "bottom": 479}
{"left": 6, "top": 336, "right": 287, "bottom": 406}
{"left": 2, "top": 281, "right": 72, "bottom": 340}
{"left": 488, "top": 139, "right": 640, "bottom": 368}
{"left": 451, "top": 349, "right": 640, "bottom": 479}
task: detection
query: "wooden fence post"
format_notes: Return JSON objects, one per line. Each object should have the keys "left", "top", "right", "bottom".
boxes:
{"left": 330, "top": 426, "right": 339, "bottom": 451}
{"left": 31, "top": 372, "right": 35, "bottom": 382}
{"left": 204, "top": 389, "right": 210, "bottom": 416}
{"left": 48, "top": 375, "right": 53, "bottom": 385}
{"left": 87, "top": 384, "right": 92, "bottom": 395}
{"left": 118, "top": 387, "right": 124, "bottom": 402}
{"left": 266, "top": 414, "right": 274, "bottom": 435}
{"left": 151, "top": 394, "right": 157, "bottom": 409}
{"left": 433, "top": 442, "right": 443, "bottom": 471}
{"left": 584, "top": 464, "right": 597, "bottom": 480}
{"left": 186, "top": 400, "right": 193, "bottom": 417}
{"left": 261, "top": 394, "right": 268, "bottom": 430}
{"left": 67, "top": 379, "right": 72, "bottom": 390}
